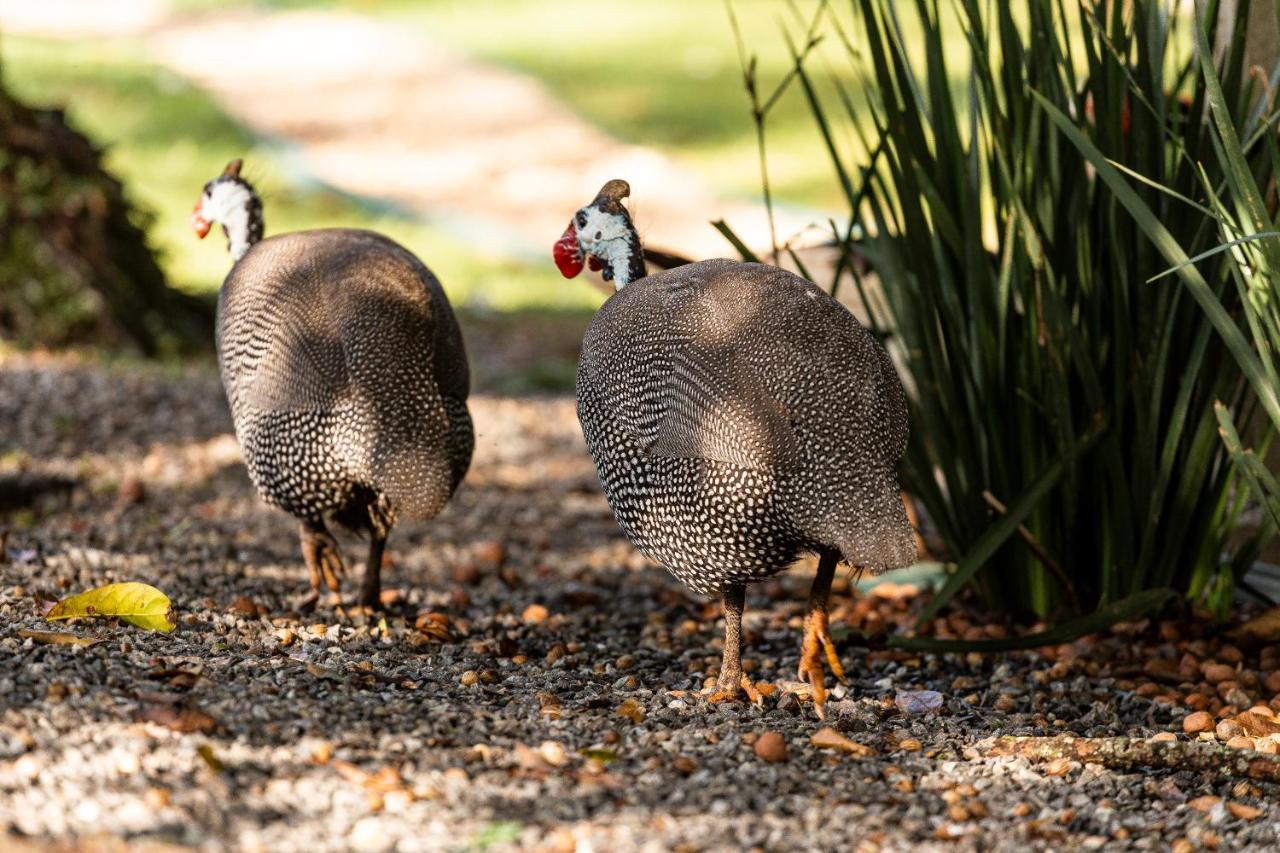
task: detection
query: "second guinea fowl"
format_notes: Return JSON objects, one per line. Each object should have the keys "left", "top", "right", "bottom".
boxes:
{"left": 555, "top": 179, "right": 917, "bottom": 717}
{"left": 191, "top": 159, "right": 474, "bottom": 608}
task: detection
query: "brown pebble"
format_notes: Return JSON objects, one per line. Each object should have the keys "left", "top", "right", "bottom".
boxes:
{"left": 460, "top": 670, "right": 478, "bottom": 687}
{"left": 947, "top": 805, "right": 970, "bottom": 822}
{"left": 1171, "top": 839, "right": 1193, "bottom": 853}
{"left": 1216, "top": 719, "right": 1243, "bottom": 740}
{"left": 1227, "top": 801, "right": 1263, "bottom": 821}
{"left": 229, "top": 596, "right": 256, "bottom": 616}
{"left": 753, "top": 731, "right": 788, "bottom": 763}
{"left": 1150, "top": 732, "right": 1177, "bottom": 742}
{"left": 1188, "top": 795, "right": 1221, "bottom": 812}
{"left": 1264, "top": 670, "right": 1280, "bottom": 694}
{"left": 994, "top": 694, "right": 1017, "bottom": 712}
{"left": 1226, "top": 735, "right": 1256, "bottom": 750}
{"left": 898, "top": 738, "right": 922, "bottom": 752}
{"left": 673, "top": 756, "right": 697, "bottom": 775}
{"left": 1204, "top": 663, "right": 1235, "bottom": 684}
{"left": 451, "top": 563, "right": 480, "bottom": 585}
{"left": 1011, "top": 802, "right": 1031, "bottom": 818}
{"left": 1183, "top": 711, "right": 1214, "bottom": 734}
{"left": 475, "top": 540, "right": 506, "bottom": 566}
{"left": 521, "top": 604, "right": 549, "bottom": 625}
{"left": 616, "top": 699, "right": 644, "bottom": 724}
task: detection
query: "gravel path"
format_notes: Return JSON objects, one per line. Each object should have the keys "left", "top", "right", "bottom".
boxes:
{"left": 2, "top": 350, "right": 1279, "bottom": 852}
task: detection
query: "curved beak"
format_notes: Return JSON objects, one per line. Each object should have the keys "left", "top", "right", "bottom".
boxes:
{"left": 190, "top": 201, "right": 211, "bottom": 239}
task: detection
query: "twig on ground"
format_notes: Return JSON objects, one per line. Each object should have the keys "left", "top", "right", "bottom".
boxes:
{"left": 978, "top": 735, "right": 1280, "bottom": 783}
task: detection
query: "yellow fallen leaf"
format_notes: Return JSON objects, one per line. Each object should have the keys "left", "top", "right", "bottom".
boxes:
{"left": 45, "top": 582, "right": 175, "bottom": 633}
{"left": 16, "top": 629, "right": 102, "bottom": 647}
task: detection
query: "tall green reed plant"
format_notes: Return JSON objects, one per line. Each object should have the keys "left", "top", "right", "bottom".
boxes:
{"left": 726, "top": 0, "right": 1277, "bottom": 630}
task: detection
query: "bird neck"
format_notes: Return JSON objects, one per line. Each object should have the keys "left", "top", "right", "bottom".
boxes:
{"left": 606, "top": 220, "right": 646, "bottom": 290}
{"left": 222, "top": 189, "right": 264, "bottom": 262}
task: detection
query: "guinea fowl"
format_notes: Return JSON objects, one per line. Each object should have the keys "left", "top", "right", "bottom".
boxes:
{"left": 191, "top": 159, "right": 473, "bottom": 608}
{"left": 554, "top": 180, "right": 916, "bottom": 717}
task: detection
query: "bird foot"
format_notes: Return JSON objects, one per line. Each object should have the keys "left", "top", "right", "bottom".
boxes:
{"left": 798, "top": 610, "right": 847, "bottom": 720}
{"left": 702, "top": 674, "right": 763, "bottom": 705}
{"left": 301, "top": 525, "right": 346, "bottom": 595}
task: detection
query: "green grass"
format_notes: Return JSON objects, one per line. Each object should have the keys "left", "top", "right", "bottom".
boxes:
{"left": 2, "top": 34, "right": 596, "bottom": 313}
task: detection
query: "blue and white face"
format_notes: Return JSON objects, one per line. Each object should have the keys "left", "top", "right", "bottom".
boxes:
{"left": 571, "top": 204, "right": 633, "bottom": 273}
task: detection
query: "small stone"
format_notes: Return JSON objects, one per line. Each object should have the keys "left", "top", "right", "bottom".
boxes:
{"left": 545, "top": 644, "right": 567, "bottom": 664}
{"left": 538, "top": 741, "right": 567, "bottom": 766}
{"left": 1150, "top": 732, "right": 1177, "bottom": 742}
{"left": 947, "top": 805, "right": 970, "bottom": 822}
{"left": 117, "top": 476, "right": 145, "bottom": 505}
{"left": 451, "top": 563, "right": 480, "bottom": 585}
{"left": 1188, "top": 795, "right": 1220, "bottom": 812}
{"left": 1203, "top": 663, "right": 1235, "bottom": 684}
{"left": 273, "top": 628, "right": 296, "bottom": 647}
{"left": 1225, "top": 735, "right": 1255, "bottom": 750}
{"left": 1216, "top": 719, "right": 1243, "bottom": 740}
{"left": 460, "top": 670, "right": 478, "bottom": 687}
{"left": 1171, "top": 839, "right": 1193, "bottom": 853}
{"left": 898, "top": 738, "right": 922, "bottom": 752}
{"left": 1011, "top": 802, "right": 1031, "bottom": 818}
{"left": 521, "top": 604, "right": 549, "bottom": 624}
{"left": 1226, "top": 801, "right": 1263, "bottom": 821}
{"left": 673, "top": 756, "right": 697, "bottom": 775}
{"left": 1183, "top": 711, "right": 1214, "bottom": 734}
{"left": 994, "top": 694, "right": 1017, "bottom": 712}
{"left": 229, "top": 596, "right": 256, "bottom": 616}
{"left": 615, "top": 654, "right": 636, "bottom": 670}
{"left": 475, "top": 540, "right": 506, "bottom": 566}
{"left": 753, "top": 731, "right": 788, "bottom": 763}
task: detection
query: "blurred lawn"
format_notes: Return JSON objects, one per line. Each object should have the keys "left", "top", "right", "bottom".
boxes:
{"left": 2, "top": 35, "right": 595, "bottom": 312}
{"left": 169, "top": 0, "right": 872, "bottom": 208}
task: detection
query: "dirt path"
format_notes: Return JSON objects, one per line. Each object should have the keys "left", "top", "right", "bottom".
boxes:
{"left": 0, "top": 0, "right": 815, "bottom": 264}
{"left": 2, "top": 351, "right": 1278, "bottom": 851}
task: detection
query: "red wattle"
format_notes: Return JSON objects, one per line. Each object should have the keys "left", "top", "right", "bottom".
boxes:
{"left": 190, "top": 209, "right": 211, "bottom": 239}
{"left": 553, "top": 222, "right": 584, "bottom": 278}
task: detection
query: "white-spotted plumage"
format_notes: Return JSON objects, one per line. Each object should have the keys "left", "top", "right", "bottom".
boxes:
{"left": 198, "top": 161, "right": 473, "bottom": 604}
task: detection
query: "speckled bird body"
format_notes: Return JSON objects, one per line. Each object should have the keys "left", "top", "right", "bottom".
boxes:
{"left": 576, "top": 258, "right": 915, "bottom": 596}
{"left": 216, "top": 228, "right": 473, "bottom": 536}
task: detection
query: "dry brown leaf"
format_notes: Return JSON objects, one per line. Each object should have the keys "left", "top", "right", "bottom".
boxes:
{"left": 1235, "top": 712, "right": 1280, "bottom": 737}
{"left": 16, "top": 629, "right": 102, "bottom": 647}
{"left": 810, "top": 727, "right": 875, "bottom": 757}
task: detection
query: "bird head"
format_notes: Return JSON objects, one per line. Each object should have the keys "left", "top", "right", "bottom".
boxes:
{"left": 553, "top": 179, "right": 634, "bottom": 283}
{"left": 190, "top": 158, "right": 252, "bottom": 240}
{"left": 190, "top": 159, "right": 263, "bottom": 262}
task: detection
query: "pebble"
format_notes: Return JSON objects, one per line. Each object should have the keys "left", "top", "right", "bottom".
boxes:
{"left": 753, "top": 731, "right": 788, "bottom": 763}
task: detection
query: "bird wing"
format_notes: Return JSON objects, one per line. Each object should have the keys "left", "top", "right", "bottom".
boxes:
{"left": 612, "top": 276, "right": 801, "bottom": 472}
{"left": 643, "top": 335, "right": 802, "bottom": 472}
